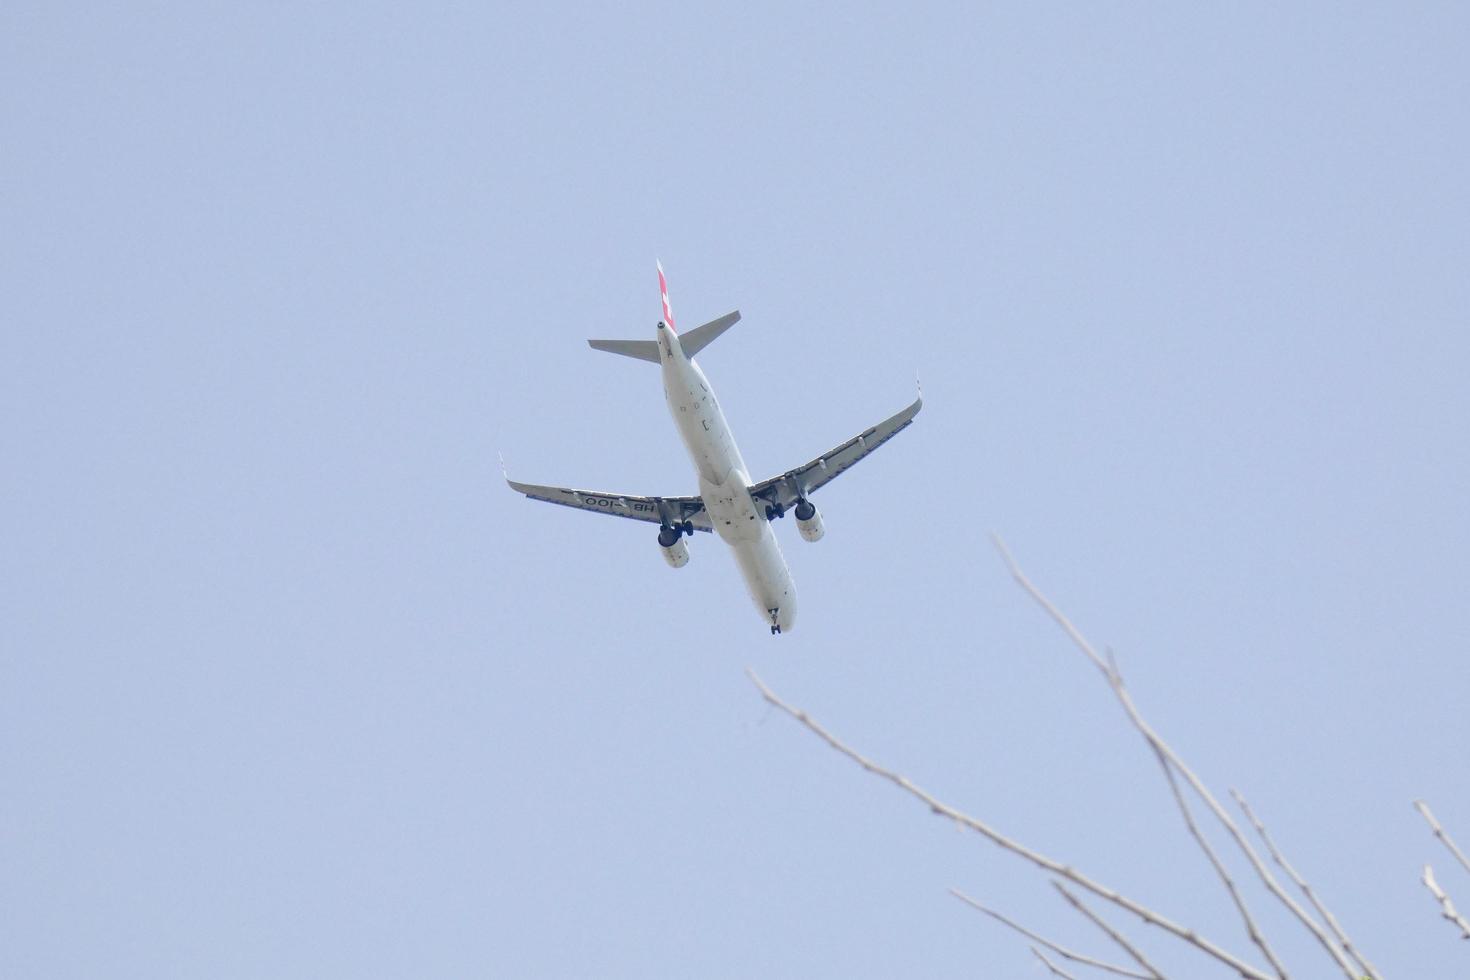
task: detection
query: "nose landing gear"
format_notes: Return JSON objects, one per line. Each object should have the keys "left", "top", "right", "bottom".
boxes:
{"left": 769, "top": 608, "right": 782, "bottom": 635}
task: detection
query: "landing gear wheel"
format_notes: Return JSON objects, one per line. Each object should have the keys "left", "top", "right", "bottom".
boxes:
{"left": 770, "top": 624, "right": 781, "bottom": 635}
{"left": 682, "top": 520, "right": 694, "bottom": 536}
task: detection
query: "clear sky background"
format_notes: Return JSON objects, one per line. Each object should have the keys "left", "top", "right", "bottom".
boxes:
{"left": 4, "top": 3, "right": 1468, "bottom": 977}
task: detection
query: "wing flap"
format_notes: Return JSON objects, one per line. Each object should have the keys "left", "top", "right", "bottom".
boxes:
{"left": 507, "top": 479, "right": 713, "bottom": 532}
{"left": 749, "top": 394, "right": 922, "bottom": 511}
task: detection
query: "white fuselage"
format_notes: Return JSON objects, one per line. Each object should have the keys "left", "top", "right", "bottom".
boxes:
{"left": 657, "top": 323, "right": 796, "bottom": 632}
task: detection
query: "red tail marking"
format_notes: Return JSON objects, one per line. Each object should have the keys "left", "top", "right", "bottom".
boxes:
{"left": 657, "top": 261, "right": 676, "bottom": 333}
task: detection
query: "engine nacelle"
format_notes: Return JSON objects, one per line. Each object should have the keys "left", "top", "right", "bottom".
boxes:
{"left": 658, "top": 527, "right": 690, "bottom": 568}
{"left": 794, "top": 500, "right": 824, "bottom": 542}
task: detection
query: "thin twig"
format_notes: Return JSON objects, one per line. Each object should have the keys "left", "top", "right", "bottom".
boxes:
{"left": 949, "top": 888, "right": 1150, "bottom": 979}
{"left": 1415, "top": 801, "right": 1470, "bottom": 877}
{"left": 1052, "top": 881, "right": 1165, "bottom": 980}
{"left": 1145, "top": 723, "right": 1286, "bottom": 979}
{"left": 1031, "top": 945, "right": 1081, "bottom": 980}
{"left": 992, "top": 535, "right": 1363, "bottom": 980}
{"left": 746, "top": 668, "right": 1273, "bottom": 980}
{"left": 1422, "top": 865, "right": 1470, "bottom": 940}
{"left": 1233, "top": 790, "right": 1381, "bottom": 980}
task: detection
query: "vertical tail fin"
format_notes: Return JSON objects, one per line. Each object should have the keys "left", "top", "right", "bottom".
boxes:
{"left": 656, "top": 259, "right": 676, "bottom": 333}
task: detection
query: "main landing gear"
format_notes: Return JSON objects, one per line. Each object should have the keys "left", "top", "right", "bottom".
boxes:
{"left": 658, "top": 520, "right": 695, "bottom": 544}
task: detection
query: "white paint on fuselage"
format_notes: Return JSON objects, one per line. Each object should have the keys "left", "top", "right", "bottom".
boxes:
{"left": 658, "top": 323, "right": 796, "bottom": 632}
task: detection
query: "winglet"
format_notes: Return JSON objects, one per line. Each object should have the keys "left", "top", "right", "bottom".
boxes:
{"left": 656, "top": 259, "right": 676, "bottom": 333}
{"left": 498, "top": 451, "right": 509, "bottom": 480}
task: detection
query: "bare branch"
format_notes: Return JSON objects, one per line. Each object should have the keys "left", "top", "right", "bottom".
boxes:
{"left": 991, "top": 535, "right": 1364, "bottom": 980}
{"left": 1052, "top": 881, "right": 1166, "bottom": 980}
{"left": 1031, "top": 945, "right": 1081, "bottom": 980}
{"left": 1415, "top": 801, "right": 1470, "bottom": 877}
{"left": 949, "top": 888, "right": 1151, "bottom": 979}
{"left": 1147, "top": 736, "right": 1287, "bottom": 978}
{"left": 1422, "top": 865, "right": 1470, "bottom": 940}
{"left": 1233, "top": 790, "right": 1381, "bottom": 980}
{"left": 746, "top": 668, "right": 1273, "bottom": 980}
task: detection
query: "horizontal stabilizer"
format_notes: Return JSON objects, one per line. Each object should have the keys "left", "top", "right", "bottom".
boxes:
{"left": 681, "top": 310, "right": 740, "bottom": 359}
{"left": 587, "top": 338, "right": 660, "bottom": 363}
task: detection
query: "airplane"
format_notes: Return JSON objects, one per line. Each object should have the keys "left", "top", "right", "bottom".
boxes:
{"left": 505, "top": 262, "right": 921, "bottom": 634}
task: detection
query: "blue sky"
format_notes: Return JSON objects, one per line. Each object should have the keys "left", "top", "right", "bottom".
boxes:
{"left": 4, "top": 3, "right": 1468, "bottom": 977}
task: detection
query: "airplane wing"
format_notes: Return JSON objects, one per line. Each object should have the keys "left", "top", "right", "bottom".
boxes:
{"left": 748, "top": 394, "right": 922, "bottom": 513}
{"left": 506, "top": 479, "right": 714, "bottom": 532}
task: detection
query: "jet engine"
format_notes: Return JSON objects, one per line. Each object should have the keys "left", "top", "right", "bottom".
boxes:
{"left": 658, "top": 526, "right": 690, "bottom": 568}
{"left": 794, "top": 500, "right": 824, "bottom": 542}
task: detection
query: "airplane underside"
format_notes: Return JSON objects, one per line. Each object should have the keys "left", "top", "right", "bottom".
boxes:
{"left": 506, "top": 262, "right": 920, "bottom": 633}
